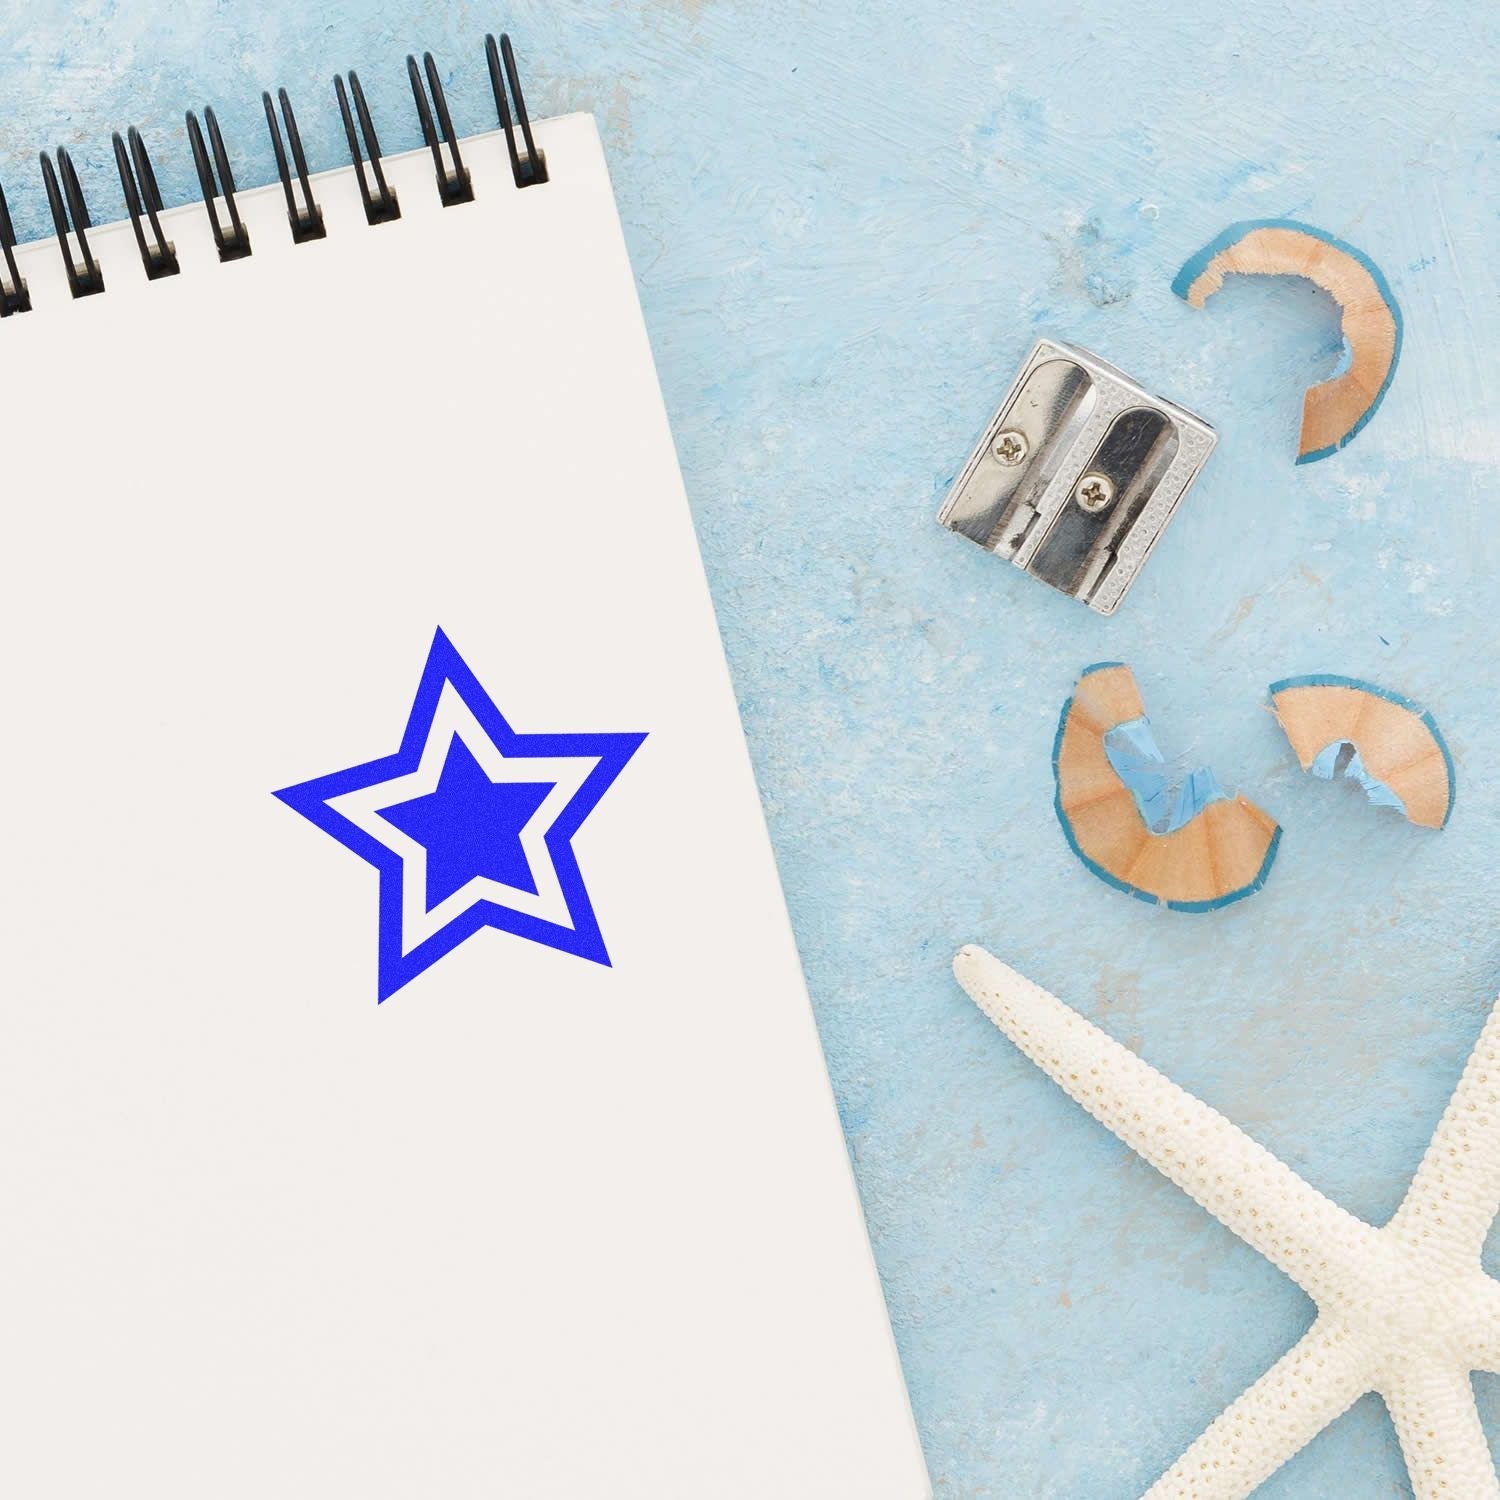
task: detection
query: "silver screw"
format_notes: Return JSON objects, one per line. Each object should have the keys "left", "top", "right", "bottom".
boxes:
{"left": 992, "top": 430, "right": 1028, "bottom": 466}
{"left": 1075, "top": 473, "right": 1115, "bottom": 512}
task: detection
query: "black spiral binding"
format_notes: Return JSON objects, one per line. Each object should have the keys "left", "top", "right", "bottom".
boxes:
{"left": 12, "top": 33, "right": 546, "bottom": 303}
{"left": 263, "top": 87, "right": 326, "bottom": 243}
{"left": 486, "top": 33, "right": 548, "bottom": 188}
{"left": 114, "top": 127, "right": 181, "bottom": 279}
{"left": 408, "top": 52, "right": 473, "bottom": 206}
{"left": 40, "top": 147, "right": 105, "bottom": 297}
{"left": 186, "top": 106, "right": 251, "bottom": 261}
{"left": 0, "top": 181, "right": 30, "bottom": 314}
{"left": 335, "top": 71, "right": 400, "bottom": 225}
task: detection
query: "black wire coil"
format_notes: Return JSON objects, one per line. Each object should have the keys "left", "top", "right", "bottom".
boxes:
{"left": 409, "top": 51, "right": 473, "bottom": 206}
{"left": 40, "top": 146, "right": 105, "bottom": 297}
{"left": 113, "top": 126, "right": 181, "bottom": 280}
{"left": 186, "top": 105, "right": 251, "bottom": 262}
{"left": 1, "top": 31, "right": 545, "bottom": 309}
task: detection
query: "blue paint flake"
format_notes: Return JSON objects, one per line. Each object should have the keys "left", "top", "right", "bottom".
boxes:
{"left": 1308, "top": 740, "right": 1408, "bottom": 816}
{"left": 1103, "top": 716, "right": 1229, "bottom": 834}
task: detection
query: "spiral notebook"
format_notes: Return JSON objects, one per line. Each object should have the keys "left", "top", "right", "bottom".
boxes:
{"left": 0, "top": 39, "right": 928, "bottom": 1500}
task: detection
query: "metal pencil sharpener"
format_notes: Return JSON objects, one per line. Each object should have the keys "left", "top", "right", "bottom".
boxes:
{"left": 937, "top": 340, "right": 1217, "bottom": 614}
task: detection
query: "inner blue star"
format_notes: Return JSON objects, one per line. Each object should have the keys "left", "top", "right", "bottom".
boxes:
{"left": 377, "top": 738, "right": 555, "bottom": 909}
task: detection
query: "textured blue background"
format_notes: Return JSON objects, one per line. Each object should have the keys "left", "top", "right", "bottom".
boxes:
{"left": 5, "top": 2, "right": 1498, "bottom": 1494}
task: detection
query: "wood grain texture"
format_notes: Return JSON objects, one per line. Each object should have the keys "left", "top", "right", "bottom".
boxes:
{"left": 2, "top": 0, "right": 1498, "bottom": 1494}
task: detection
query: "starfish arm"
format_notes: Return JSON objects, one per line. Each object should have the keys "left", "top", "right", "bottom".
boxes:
{"left": 1382, "top": 1358, "right": 1500, "bottom": 1500}
{"left": 1140, "top": 1317, "right": 1370, "bottom": 1500}
{"left": 953, "top": 947, "right": 1377, "bottom": 1302}
{"left": 1388, "top": 994, "right": 1500, "bottom": 1268}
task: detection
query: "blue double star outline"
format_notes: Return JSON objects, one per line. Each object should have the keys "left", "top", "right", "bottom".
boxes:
{"left": 274, "top": 628, "right": 646, "bottom": 1002}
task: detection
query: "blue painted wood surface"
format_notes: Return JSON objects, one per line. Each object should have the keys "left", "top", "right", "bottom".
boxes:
{"left": 4, "top": 2, "right": 1497, "bottom": 1493}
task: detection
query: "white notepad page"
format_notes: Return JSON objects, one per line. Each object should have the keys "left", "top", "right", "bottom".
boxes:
{"left": 0, "top": 113, "right": 929, "bottom": 1498}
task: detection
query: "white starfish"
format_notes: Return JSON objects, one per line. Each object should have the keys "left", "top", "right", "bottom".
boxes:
{"left": 953, "top": 944, "right": 1500, "bottom": 1499}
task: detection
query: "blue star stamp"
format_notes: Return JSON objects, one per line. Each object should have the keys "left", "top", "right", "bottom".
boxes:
{"left": 275, "top": 629, "right": 646, "bottom": 1001}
